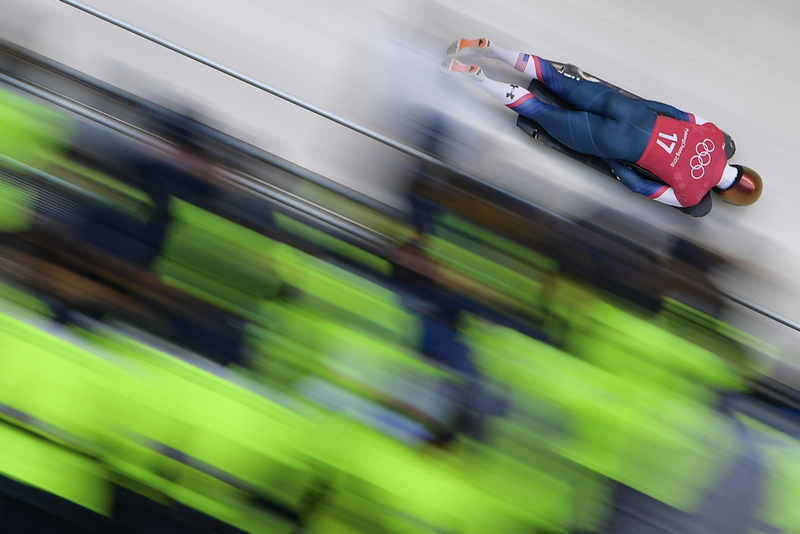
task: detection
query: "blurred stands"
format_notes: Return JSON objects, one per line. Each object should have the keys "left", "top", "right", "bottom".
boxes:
{"left": 0, "top": 37, "right": 797, "bottom": 534}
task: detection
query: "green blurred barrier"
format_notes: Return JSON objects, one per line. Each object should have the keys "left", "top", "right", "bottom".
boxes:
{"left": 0, "top": 280, "right": 53, "bottom": 316}
{"left": 739, "top": 414, "right": 800, "bottom": 534}
{"left": 273, "top": 212, "right": 391, "bottom": 276}
{"left": 0, "top": 176, "right": 35, "bottom": 232}
{"left": 159, "top": 200, "right": 417, "bottom": 345}
{"left": 565, "top": 299, "right": 743, "bottom": 395}
{"left": 0, "top": 86, "right": 76, "bottom": 167}
{"left": 0, "top": 313, "right": 121, "bottom": 517}
{"left": 465, "top": 316, "right": 737, "bottom": 513}
{"left": 0, "top": 312, "right": 123, "bottom": 452}
{"left": 80, "top": 328, "right": 320, "bottom": 532}
{"left": 0, "top": 422, "right": 112, "bottom": 516}
{"left": 434, "top": 212, "right": 558, "bottom": 274}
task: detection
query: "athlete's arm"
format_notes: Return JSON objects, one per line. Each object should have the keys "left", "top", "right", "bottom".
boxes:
{"left": 638, "top": 99, "right": 712, "bottom": 125}
{"left": 605, "top": 159, "right": 683, "bottom": 207}
{"left": 638, "top": 99, "right": 692, "bottom": 122}
{"left": 650, "top": 187, "right": 682, "bottom": 206}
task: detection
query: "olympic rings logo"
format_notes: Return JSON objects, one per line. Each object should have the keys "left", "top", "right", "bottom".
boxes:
{"left": 690, "top": 139, "right": 715, "bottom": 179}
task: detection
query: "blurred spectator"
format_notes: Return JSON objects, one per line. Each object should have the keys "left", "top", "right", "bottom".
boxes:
{"left": 147, "top": 109, "right": 220, "bottom": 205}
{"left": 73, "top": 160, "right": 171, "bottom": 269}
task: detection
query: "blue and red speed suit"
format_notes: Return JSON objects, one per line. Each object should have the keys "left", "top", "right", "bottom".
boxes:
{"left": 508, "top": 55, "right": 728, "bottom": 208}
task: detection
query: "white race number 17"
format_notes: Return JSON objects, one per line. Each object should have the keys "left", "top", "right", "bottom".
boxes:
{"left": 656, "top": 132, "right": 678, "bottom": 154}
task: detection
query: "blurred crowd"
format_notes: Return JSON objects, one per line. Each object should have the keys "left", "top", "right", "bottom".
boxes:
{"left": 0, "top": 47, "right": 796, "bottom": 534}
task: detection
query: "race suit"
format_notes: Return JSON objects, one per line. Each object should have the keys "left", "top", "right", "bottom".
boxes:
{"left": 506, "top": 55, "right": 726, "bottom": 207}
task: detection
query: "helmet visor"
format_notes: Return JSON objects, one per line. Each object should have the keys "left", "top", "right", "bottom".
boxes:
{"left": 718, "top": 166, "right": 762, "bottom": 206}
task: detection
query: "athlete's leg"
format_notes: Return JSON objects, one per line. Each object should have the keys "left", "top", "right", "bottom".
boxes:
{"left": 443, "top": 60, "right": 642, "bottom": 161}
{"left": 449, "top": 38, "right": 656, "bottom": 136}
{"left": 449, "top": 39, "right": 601, "bottom": 104}
{"left": 448, "top": 38, "right": 539, "bottom": 79}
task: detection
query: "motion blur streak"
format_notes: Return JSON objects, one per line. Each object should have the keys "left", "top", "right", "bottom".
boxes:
{"left": 0, "top": 2, "right": 797, "bottom": 534}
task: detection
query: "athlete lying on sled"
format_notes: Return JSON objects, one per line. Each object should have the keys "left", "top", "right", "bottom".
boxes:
{"left": 442, "top": 38, "right": 762, "bottom": 217}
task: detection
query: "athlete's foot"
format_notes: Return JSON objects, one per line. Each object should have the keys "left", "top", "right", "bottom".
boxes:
{"left": 441, "top": 59, "right": 486, "bottom": 81}
{"left": 446, "top": 37, "right": 494, "bottom": 58}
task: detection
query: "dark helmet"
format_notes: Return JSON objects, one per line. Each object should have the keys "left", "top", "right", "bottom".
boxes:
{"left": 714, "top": 165, "right": 762, "bottom": 206}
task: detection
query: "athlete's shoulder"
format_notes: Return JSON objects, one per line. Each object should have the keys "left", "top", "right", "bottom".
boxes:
{"left": 689, "top": 114, "right": 711, "bottom": 126}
